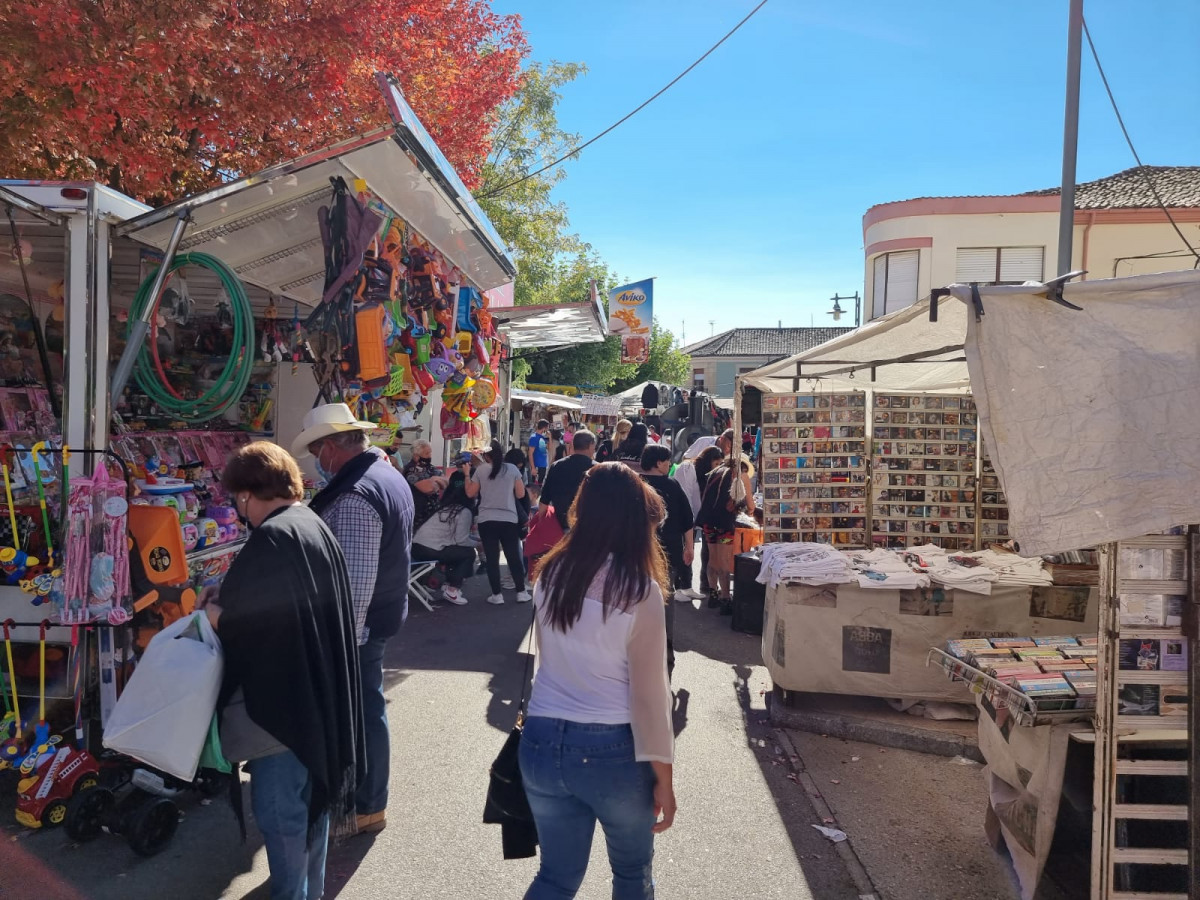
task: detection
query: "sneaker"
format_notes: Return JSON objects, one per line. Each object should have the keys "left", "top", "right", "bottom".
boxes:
{"left": 681, "top": 589, "right": 705, "bottom": 601}
{"left": 442, "top": 585, "right": 467, "bottom": 606}
{"left": 487, "top": 594, "right": 505, "bottom": 605}
{"left": 500, "top": 574, "right": 516, "bottom": 589}
{"left": 707, "top": 591, "right": 721, "bottom": 609}
{"left": 515, "top": 590, "right": 532, "bottom": 603}
{"left": 356, "top": 811, "right": 387, "bottom": 834}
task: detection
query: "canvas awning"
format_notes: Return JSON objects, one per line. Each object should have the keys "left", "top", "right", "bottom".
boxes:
{"left": 495, "top": 300, "right": 607, "bottom": 350}
{"left": 742, "top": 296, "right": 972, "bottom": 395}
{"left": 510, "top": 388, "right": 584, "bottom": 411}
{"left": 114, "top": 74, "right": 515, "bottom": 304}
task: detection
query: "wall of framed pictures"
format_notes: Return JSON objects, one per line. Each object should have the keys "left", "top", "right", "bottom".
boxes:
{"left": 870, "top": 393, "right": 979, "bottom": 551}
{"left": 760, "top": 392, "right": 869, "bottom": 547}
{"left": 759, "top": 390, "right": 1010, "bottom": 550}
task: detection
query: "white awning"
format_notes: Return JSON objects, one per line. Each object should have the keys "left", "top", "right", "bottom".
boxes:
{"left": 742, "top": 296, "right": 972, "bottom": 394}
{"left": 495, "top": 301, "right": 607, "bottom": 350}
{"left": 510, "top": 388, "right": 584, "bottom": 411}
{"left": 115, "top": 75, "right": 515, "bottom": 303}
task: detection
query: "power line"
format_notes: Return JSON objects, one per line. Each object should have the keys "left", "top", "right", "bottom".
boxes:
{"left": 478, "top": 0, "right": 770, "bottom": 200}
{"left": 1082, "top": 17, "right": 1200, "bottom": 264}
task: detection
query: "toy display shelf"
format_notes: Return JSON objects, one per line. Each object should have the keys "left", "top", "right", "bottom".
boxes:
{"left": 186, "top": 537, "right": 247, "bottom": 564}
{"left": 926, "top": 647, "right": 1096, "bottom": 728}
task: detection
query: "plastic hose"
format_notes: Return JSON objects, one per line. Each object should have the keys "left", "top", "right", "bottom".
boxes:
{"left": 127, "top": 253, "right": 255, "bottom": 422}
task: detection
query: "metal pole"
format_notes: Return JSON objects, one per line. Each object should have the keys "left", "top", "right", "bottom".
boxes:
{"left": 1057, "top": 0, "right": 1084, "bottom": 277}
{"left": 109, "top": 211, "right": 189, "bottom": 402}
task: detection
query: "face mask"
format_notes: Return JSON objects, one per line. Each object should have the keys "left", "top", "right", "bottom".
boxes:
{"left": 315, "top": 444, "right": 334, "bottom": 483}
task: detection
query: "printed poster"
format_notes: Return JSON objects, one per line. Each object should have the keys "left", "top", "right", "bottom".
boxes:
{"left": 607, "top": 279, "right": 653, "bottom": 365}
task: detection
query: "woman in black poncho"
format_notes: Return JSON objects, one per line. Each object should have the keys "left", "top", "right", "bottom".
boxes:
{"left": 200, "top": 442, "right": 363, "bottom": 900}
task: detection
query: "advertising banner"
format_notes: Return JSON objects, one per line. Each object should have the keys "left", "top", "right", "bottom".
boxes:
{"left": 607, "top": 279, "right": 653, "bottom": 364}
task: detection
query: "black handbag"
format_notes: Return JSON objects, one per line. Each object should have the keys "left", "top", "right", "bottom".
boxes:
{"left": 483, "top": 600, "right": 538, "bottom": 858}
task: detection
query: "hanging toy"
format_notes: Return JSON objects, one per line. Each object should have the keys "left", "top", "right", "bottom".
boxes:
{"left": 456, "top": 286, "right": 482, "bottom": 334}
{"left": 291, "top": 303, "right": 304, "bottom": 375}
{"left": 0, "top": 620, "right": 21, "bottom": 768}
{"left": 29, "top": 443, "right": 55, "bottom": 569}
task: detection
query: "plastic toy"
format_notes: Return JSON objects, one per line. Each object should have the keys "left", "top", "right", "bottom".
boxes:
{"left": 193, "top": 518, "right": 220, "bottom": 550}
{"left": 30, "top": 443, "right": 54, "bottom": 567}
{"left": 355, "top": 304, "right": 389, "bottom": 383}
{"left": 0, "top": 547, "right": 37, "bottom": 585}
{"left": 456, "top": 286, "right": 481, "bottom": 333}
{"left": 0, "top": 620, "right": 21, "bottom": 768}
{"left": 15, "top": 745, "right": 99, "bottom": 828}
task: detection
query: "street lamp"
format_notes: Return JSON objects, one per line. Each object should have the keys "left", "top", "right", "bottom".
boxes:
{"left": 828, "top": 292, "right": 861, "bottom": 327}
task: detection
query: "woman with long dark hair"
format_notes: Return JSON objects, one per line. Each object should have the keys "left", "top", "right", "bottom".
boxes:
{"left": 672, "top": 444, "right": 724, "bottom": 601}
{"left": 466, "top": 440, "right": 528, "bottom": 604}
{"left": 521, "top": 462, "right": 675, "bottom": 899}
{"left": 613, "top": 422, "right": 650, "bottom": 467}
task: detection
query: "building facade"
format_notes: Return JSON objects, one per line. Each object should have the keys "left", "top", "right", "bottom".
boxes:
{"left": 681, "top": 327, "right": 852, "bottom": 398}
{"left": 863, "top": 166, "right": 1200, "bottom": 321}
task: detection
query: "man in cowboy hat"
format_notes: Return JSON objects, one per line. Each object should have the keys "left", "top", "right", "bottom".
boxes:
{"left": 295, "top": 403, "right": 414, "bottom": 834}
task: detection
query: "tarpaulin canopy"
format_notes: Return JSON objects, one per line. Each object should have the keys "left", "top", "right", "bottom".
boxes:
{"left": 962, "top": 270, "right": 1200, "bottom": 556}
{"left": 510, "top": 388, "right": 584, "bottom": 411}
{"left": 742, "top": 297, "right": 971, "bottom": 394}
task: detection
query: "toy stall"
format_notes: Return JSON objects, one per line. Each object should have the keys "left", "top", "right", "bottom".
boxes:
{"left": 0, "top": 75, "right": 543, "bottom": 849}
{"left": 742, "top": 273, "right": 1200, "bottom": 900}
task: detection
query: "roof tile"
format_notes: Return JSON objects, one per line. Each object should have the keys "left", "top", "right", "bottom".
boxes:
{"left": 682, "top": 327, "right": 853, "bottom": 359}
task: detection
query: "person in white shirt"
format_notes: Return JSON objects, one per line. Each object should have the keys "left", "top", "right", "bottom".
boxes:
{"left": 411, "top": 472, "right": 476, "bottom": 605}
{"left": 522, "top": 462, "right": 675, "bottom": 899}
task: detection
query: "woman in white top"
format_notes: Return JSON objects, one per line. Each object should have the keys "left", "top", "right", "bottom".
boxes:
{"left": 466, "top": 440, "right": 529, "bottom": 605}
{"left": 521, "top": 462, "right": 675, "bottom": 900}
{"left": 411, "top": 472, "right": 476, "bottom": 606}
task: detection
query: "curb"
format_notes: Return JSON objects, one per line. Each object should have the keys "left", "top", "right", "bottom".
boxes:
{"left": 775, "top": 729, "right": 882, "bottom": 900}
{"left": 769, "top": 701, "right": 985, "bottom": 764}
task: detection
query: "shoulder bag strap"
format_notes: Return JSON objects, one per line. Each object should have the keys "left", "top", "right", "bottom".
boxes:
{"left": 515, "top": 584, "right": 538, "bottom": 725}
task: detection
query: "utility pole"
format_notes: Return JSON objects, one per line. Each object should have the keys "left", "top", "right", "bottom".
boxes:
{"left": 709, "top": 319, "right": 715, "bottom": 337}
{"left": 1057, "top": 0, "right": 1084, "bottom": 277}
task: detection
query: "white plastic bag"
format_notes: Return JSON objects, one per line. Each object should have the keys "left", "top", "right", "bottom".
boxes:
{"left": 103, "top": 612, "right": 223, "bottom": 781}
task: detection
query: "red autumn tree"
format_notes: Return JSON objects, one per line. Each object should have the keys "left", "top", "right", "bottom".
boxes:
{"left": 0, "top": 0, "right": 527, "bottom": 204}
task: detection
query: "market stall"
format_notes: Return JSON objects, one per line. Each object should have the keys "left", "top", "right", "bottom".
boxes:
{"left": 743, "top": 272, "right": 1200, "bottom": 900}
{"left": 0, "top": 73, "right": 606, "bottom": 846}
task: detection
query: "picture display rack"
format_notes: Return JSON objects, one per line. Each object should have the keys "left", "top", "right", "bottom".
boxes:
{"left": 979, "top": 443, "right": 1011, "bottom": 543}
{"left": 870, "top": 393, "right": 979, "bottom": 551}
{"left": 760, "top": 392, "right": 868, "bottom": 547}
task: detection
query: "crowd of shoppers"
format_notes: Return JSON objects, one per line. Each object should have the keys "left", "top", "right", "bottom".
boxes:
{"left": 196, "top": 406, "right": 754, "bottom": 898}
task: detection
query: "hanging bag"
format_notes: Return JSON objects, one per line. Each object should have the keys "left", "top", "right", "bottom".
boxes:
{"left": 103, "top": 611, "right": 223, "bottom": 781}
{"left": 483, "top": 594, "right": 539, "bottom": 859}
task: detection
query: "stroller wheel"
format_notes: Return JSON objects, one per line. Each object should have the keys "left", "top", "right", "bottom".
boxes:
{"left": 128, "top": 797, "right": 179, "bottom": 857}
{"left": 65, "top": 786, "right": 115, "bottom": 842}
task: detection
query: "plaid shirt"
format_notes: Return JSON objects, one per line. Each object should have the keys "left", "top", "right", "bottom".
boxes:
{"left": 319, "top": 493, "right": 382, "bottom": 645}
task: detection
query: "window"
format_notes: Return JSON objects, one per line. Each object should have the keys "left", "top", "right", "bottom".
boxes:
{"left": 955, "top": 247, "right": 1044, "bottom": 284}
{"left": 692, "top": 369, "right": 706, "bottom": 390}
{"left": 738, "top": 366, "right": 756, "bottom": 375}
{"left": 871, "top": 250, "right": 919, "bottom": 315}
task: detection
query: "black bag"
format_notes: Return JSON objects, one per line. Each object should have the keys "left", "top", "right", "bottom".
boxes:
{"left": 483, "top": 599, "right": 538, "bottom": 858}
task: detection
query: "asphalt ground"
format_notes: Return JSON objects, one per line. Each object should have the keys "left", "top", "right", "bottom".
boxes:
{"left": 0, "top": 567, "right": 864, "bottom": 899}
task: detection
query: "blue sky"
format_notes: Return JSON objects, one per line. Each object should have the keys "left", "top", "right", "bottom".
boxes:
{"left": 489, "top": 0, "right": 1200, "bottom": 343}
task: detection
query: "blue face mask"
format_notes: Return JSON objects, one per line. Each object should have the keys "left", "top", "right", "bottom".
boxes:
{"left": 315, "top": 445, "right": 334, "bottom": 483}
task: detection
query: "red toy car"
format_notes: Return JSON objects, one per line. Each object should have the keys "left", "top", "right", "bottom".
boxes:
{"left": 15, "top": 746, "right": 100, "bottom": 828}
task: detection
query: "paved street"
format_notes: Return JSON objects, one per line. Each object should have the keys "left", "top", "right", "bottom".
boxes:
{"left": 0, "top": 562, "right": 1020, "bottom": 899}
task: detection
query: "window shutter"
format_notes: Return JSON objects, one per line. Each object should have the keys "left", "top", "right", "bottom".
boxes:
{"left": 999, "top": 246, "right": 1044, "bottom": 283}
{"left": 956, "top": 248, "right": 998, "bottom": 283}
{"left": 884, "top": 250, "right": 919, "bottom": 313}
{"left": 872, "top": 255, "right": 887, "bottom": 315}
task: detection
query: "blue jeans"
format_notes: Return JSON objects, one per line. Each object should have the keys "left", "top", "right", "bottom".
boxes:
{"left": 519, "top": 717, "right": 656, "bottom": 899}
{"left": 357, "top": 635, "right": 389, "bottom": 815}
{"left": 247, "top": 750, "right": 330, "bottom": 900}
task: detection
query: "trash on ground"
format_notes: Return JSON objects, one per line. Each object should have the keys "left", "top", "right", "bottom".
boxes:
{"left": 811, "top": 824, "right": 848, "bottom": 842}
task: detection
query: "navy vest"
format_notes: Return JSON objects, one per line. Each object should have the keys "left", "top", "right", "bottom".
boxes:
{"left": 310, "top": 449, "right": 414, "bottom": 639}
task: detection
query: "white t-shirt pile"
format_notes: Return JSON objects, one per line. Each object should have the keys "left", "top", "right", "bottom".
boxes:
{"left": 758, "top": 543, "right": 854, "bottom": 588}
{"left": 902, "top": 543, "right": 998, "bottom": 595}
{"left": 973, "top": 549, "right": 1053, "bottom": 586}
{"left": 844, "top": 548, "right": 931, "bottom": 590}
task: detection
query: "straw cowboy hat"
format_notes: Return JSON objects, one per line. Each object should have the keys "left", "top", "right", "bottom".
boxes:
{"left": 291, "top": 403, "right": 375, "bottom": 458}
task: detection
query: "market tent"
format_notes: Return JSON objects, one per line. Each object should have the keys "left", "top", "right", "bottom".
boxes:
{"left": 510, "top": 388, "right": 584, "bottom": 411}
{"left": 115, "top": 74, "right": 516, "bottom": 304}
{"left": 494, "top": 299, "right": 607, "bottom": 350}
{"left": 742, "top": 296, "right": 971, "bottom": 394}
